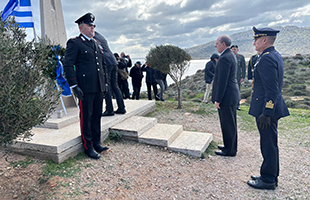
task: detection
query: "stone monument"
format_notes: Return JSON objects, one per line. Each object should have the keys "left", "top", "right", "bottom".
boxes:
{"left": 40, "top": 0, "right": 76, "bottom": 112}
{"left": 40, "top": 0, "right": 67, "bottom": 47}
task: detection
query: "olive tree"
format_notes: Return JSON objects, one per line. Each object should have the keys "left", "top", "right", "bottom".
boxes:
{"left": 0, "top": 16, "right": 59, "bottom": 146}
{"left": 146, "top": 45, "right": 191, "bottom": 109}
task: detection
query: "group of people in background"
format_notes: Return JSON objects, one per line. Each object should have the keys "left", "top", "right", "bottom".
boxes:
{"left": 128, "top": 60, "right": 167, "bottom": 101}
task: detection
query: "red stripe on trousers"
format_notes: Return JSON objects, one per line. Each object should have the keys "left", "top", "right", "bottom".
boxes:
{"left": 79, "top": 100, "right": 87, "bottom": 150}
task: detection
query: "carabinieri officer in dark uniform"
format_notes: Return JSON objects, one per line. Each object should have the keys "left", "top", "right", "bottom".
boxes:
{"left": 64, "top": 13, "right": 109, "bottom": 159}
{"left": 247, "top": 27, "right": 290, "bottom": 190}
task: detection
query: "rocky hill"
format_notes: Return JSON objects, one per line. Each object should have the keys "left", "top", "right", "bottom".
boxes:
{"left": 185, "top": 26, "right": 310, "bottom": 59}
{"left": 165, "top": 54, "right": 310, "bottom": 110}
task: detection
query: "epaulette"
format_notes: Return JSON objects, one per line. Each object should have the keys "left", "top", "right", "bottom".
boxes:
{"left": 262, "top": 52, "right": 269, "bottom": 56}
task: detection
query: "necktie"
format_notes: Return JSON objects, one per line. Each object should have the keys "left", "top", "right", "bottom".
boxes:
{"left": 90, "top": 39, "right": 96, "bottom": 49}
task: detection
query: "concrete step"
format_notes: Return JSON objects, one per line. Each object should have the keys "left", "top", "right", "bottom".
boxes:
{"left": 110, "top": 116, "right": 157, "bottom": 141}
{"left": 10, "top": 100, "right": 156, "bottom": 163}
{"left": 39, "top": 106, "right": 79, "bottom": 129}
{"left": 138, "top": 124, "right": 183, "bottom": 147}
{"left": 168, "top": 131, "right": 213, "bottom": 158}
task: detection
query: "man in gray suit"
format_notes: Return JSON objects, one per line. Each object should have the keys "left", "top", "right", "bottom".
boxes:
{"left": 212, "top": 35, "right": 240, "bottom": 157}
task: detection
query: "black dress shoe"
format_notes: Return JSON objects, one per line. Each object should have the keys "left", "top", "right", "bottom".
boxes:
{"left": 247, "top": 178, "right": 276, "bottom": 190}
{"left": 94, "top": 144, "right": 109, "bottom": 154}
{"left": 218, "top": 145, "right": 225, "bottom": 150}
{"left": 251, "top": 175, "right": 278, "bottom": 187}
{"left": 84, "top": 148, "right": 100, "bottom": 159}
{"left": 102, "top": 111, "right": 114, "bottom": 117}
{"left": 214, "top": 150, "right": 235, "bottom": 157}
{"left": 237, "top": 107, "right": 241, "bottom": 111}
{"left": 115, "top": 109, "right": 126, "bottom": 114}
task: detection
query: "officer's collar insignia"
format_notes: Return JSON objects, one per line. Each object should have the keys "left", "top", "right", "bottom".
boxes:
{"left": 265, "top": 100, "right": 274, "bottom": 109}
{"left": 80, "top": 35, "right": 86, "bottom": 41}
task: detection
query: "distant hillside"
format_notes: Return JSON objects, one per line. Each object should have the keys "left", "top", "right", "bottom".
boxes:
{"left": 185, "top": 26, "right": 310, "bottom": 59}
{"left": 164, "top": 55, "right": 310, "bottom": 110}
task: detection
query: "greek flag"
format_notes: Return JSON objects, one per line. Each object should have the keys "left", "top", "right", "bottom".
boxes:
{"left": 1, "top": 0, "right": 34, "bottom": 28}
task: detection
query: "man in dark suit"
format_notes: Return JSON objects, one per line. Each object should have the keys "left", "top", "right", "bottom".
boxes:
{"left": 94, "top": 31, "right": 126, "bottom": 116}
{"left": 64, "top": 13, "right": 109, "bottom": 159}
{"left": 247, "top": 27, "right": 290, "bottom": 190}
{"left": 212, "top": 35, "right": 240, "bottom": 157}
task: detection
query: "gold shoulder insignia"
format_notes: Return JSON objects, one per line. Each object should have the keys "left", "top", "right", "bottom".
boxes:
{"left": 262, "top": 52, "right": 269, "bottom": 56}
{"left": 265, "top": 100, "right": 274, "bottom": 109}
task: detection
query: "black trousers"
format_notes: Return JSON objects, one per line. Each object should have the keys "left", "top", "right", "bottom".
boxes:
{"left": 256, "top": 117, "right": 279, "bottom": 183}
{"left": 146, "top": 82, "right": 158, "bottom": 100}
{"left": 132, "top": 86, "right": 141, "bottom": 100}
{"left": 105, "top": 64, "right": 125, "bottom": 112}
{"left": 218, "top": 104, "right": 238, "bottom": 155}
{"left": 79, "top": 92, "right": 104, "bottom": 150}
{"left": 118, "top": 78, "right": 130, "bottom": 99}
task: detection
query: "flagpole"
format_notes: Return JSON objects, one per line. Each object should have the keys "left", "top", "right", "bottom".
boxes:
{"left": 33, "top": 26, "right": 38, "bottom": 43}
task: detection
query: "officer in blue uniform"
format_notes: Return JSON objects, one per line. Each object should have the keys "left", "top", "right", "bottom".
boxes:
{"left": 247, "top": 27, "right": 290, "bottom": 190}
{"left": 64, "top": 13, "right": 109, "bottom": 159}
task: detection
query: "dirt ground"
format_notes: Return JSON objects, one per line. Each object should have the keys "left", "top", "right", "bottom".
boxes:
{"left": 0, "top": 103, "right": 309, "bottom": 199}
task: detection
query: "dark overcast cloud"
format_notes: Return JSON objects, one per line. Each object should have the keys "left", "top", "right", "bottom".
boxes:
{"left": 1, "top": 0, "right": 310, "bottom": 57}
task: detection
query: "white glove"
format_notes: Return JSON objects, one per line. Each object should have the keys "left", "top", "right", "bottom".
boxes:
{"left": 248, "top": 79, "right": 253, "bottom": 83}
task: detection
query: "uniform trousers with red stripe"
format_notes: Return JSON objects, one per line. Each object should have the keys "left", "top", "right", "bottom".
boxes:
{"left": 79, "top": 92, "right": 104, "bottom": 150}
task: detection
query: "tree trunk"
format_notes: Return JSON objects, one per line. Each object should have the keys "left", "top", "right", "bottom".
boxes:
{"left": 176, "top": 83, "right": 182, "bottom": 109}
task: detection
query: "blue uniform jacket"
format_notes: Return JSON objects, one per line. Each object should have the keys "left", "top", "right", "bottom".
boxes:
{"left": 249, "top": 46, "right": 289, "bottom": 119}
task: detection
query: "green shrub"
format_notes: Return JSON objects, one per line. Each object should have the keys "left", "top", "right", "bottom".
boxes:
{"left": 291, "top": 85, "right": 307, "bottom": 90}
{"left": 285, "top": 100, "right": 295, "bottom": 108}
{"left": 0, "top": 17, "right": 59, "bottom": 146}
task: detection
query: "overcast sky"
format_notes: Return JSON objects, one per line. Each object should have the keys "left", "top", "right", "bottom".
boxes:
{"left": 1, "top": 0, "right": 310, "bottom": 58}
